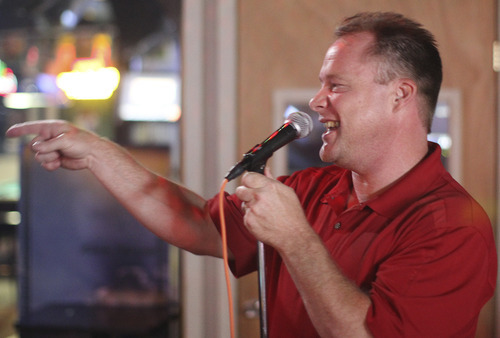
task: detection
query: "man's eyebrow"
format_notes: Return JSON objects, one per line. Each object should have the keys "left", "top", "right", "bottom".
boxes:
{"left": 319, "top": 73, "right": 346, "bottom": 83}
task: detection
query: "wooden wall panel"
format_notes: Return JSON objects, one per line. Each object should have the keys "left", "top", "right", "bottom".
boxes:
{"left": 237, "top": 1, "right": 497, "bottom": 337}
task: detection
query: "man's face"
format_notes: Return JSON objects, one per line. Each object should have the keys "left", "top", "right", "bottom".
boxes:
{"left": 309, "top": 32, "right": 399, "bottom": 173}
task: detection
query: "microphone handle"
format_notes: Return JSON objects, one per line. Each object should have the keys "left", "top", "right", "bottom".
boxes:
{"left": 225, "top": 123, "right": 296, "bottom": 181}
{"left": 248, "top": 160, "right": 266, "bottom": 175}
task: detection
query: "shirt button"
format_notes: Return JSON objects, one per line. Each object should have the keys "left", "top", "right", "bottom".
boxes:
{"left": 334, "top": 222, "right": 341, "bottom": 229}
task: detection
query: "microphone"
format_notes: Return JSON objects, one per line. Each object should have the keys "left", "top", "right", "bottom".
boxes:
{"left": 225, "top": 111, "right": 313, "bottom": 181}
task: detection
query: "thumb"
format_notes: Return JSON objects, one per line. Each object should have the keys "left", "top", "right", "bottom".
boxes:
{"left": 264, "top": 166, "right": 275, "bottom": 179}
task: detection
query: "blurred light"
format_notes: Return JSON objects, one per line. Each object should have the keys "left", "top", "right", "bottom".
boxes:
{"left": 60, "top": 0, "right": 113, "bottom": 28}
{"left": 45, "top": 34, "right": 76, "bottom": 75}
{"left": 284, "top": 105, "right": 300, "bottom": 118}
{"left": 57, "top": 66, "right": 120, "bottom": 100}
{"left": 4, "top": 93, "right": 50, "bottom": 109}
{"left": 61, "top": 10, "right": 78, "bottom": 28}
{"left": 437, "top": 134, "right": 452, "bottom": 150}
{"left": 428, "top": 133, "right": 452, "bottom": 152}
{"left": 494, "top": 41, "right": 500, "bottom": 72}
{"left": 55, "top": 33, "right": 119, "bottom": 100}
{"left": 90, "top": 33, "right": 113, "bottom": 66}
{"left": 0, "top": 60, "right": 17, "bottom": 96}
{"left": 36, "top": 73, "right": 59, "bottom": 94}
{"left": 434, "top": 103, "right": 449, "bottom": 119}
{"left": 4, "top": 211, "right": 21, "bottom": 225}
{"left": 118, "top": 73, "right": 181, "bottom": 122}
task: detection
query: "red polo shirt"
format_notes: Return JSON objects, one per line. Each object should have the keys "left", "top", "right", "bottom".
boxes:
{"left": 208, "top": 143, "right": 497, "bottom": 337}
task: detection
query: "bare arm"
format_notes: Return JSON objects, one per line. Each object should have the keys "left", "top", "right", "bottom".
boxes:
{"left": 236, "top": 171, "right": 372, "bottom": 337}
{"left": 6, "top": 120, "right": 223, "bottom": 257}
{"left": 278, "top": 226, "right": 372, "bottom": 337}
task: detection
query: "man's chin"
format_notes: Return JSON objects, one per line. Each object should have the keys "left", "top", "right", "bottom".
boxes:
{"left": 319, "top": 150, "right": 335, "bottom": 164}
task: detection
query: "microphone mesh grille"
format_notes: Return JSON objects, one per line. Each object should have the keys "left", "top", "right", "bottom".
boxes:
{"left": 287, "top": 111, "right": 313, "bottom": 139}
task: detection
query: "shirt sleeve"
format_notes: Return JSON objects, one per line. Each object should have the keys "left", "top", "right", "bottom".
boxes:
{"left": 207, "top": 191, "right": 259, "bottom": 277}
{"left": 365, "top": 201, "right": 497, "bottom": 337}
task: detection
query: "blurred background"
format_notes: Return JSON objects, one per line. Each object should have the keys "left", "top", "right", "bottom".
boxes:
{"left": 0, "top": 1, "right": 498, "bottom": 338}
{"left": 0, "top": 1, "right": 182, "bottom": 337}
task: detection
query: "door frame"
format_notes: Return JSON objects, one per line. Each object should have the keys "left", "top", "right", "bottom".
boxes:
{"left": 180, "top": 0, "right": 238, "bottom": 337}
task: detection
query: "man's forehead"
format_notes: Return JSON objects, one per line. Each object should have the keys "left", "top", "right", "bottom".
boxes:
{"left": 323, "top": 33, "right": 375, "bottom": 64}
{"left": 324, "top": 42, "right": 343, "bottom": 60}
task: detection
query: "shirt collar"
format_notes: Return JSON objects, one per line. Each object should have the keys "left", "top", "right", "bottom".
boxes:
{"left": 320, "top": 169, "right": 352, "bottom": 214}
{"left": 365, "top": 142, "right": 448, "bottom": 219}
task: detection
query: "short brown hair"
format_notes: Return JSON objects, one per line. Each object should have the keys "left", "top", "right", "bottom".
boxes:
{"left": 336, "top": 12, "right": 442, "bottom": 132}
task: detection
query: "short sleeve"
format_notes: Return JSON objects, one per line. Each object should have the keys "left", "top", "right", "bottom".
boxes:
{"left": 207, "top": 191, "right": 259, "bottom": 277}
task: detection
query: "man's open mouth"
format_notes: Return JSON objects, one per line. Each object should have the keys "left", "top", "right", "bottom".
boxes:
{"left": 324, "top": 121, "right": 340, "bottom": 131}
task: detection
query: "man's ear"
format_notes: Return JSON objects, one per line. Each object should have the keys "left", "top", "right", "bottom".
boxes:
{"left": 393, "top": 78, "right": 417, "bottom": 106}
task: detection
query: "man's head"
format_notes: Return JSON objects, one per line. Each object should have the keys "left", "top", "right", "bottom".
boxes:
{"left": 309, "top": 12, "right": 440, "bottom": 173}
{"left": 335, "top": 12, "right": 442, "bottom": 132}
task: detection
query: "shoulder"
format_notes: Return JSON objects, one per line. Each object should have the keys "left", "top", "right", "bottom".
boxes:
{"left": 426, "top": 173, "right": 491, "bottom": 230}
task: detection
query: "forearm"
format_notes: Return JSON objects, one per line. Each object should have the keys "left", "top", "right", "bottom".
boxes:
{"left": 278, "top": 228, "right": 372, "bottom": 337}
{"left": 235, "top": 171, "right": 372, "bottom": 335}
{"left": 86, "top": 138, "right": 223, "bottom": 257}
{"left": 6, "top": 120, "right": 223, "bottom": 256}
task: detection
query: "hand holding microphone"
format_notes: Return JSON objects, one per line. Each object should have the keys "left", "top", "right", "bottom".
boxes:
{"left": 225, "top": 111, "right": 313, "bottom": 181}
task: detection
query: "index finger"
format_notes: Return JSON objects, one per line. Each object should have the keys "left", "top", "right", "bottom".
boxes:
{"left": 6, "top": 120, "right": 71, "bottom": 139}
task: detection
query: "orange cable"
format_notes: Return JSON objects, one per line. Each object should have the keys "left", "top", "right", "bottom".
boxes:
{"left": 219, "top": 178, "right": 236, "bottom": 338}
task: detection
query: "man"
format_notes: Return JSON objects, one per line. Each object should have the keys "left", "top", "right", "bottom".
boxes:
{"left": 6, "top": 12, "right": 497, "bottom": 337}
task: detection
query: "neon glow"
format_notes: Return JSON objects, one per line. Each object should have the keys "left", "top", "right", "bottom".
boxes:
{"left": 0, "top": 60, "right": 18, "bottom": 96}
{"left": 57, "top": 65, "right": 120, "bottom": 100}
{"left": 55, "top": 33, "right": 120, "bottom": 100}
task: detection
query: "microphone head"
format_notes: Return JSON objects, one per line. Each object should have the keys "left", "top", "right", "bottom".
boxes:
{"left": 286, "top": 111, "right": 313, "bottom": 139}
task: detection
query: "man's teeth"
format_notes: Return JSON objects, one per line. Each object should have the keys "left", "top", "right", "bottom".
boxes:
{"left": 324, "top": 121, "right": 340, "bottom": 130}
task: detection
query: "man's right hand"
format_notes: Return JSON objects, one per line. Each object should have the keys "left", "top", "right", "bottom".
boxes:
{"left": 6, "top": 120, "right": 101, "bottom": 171}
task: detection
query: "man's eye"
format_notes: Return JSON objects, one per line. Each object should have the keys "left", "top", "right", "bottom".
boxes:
{"left": 329, "top": 84, "right": 346, "bottom": 93}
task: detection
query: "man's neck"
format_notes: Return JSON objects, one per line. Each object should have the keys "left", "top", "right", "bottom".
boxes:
{"left": 351, "top": 143, "right": 429, "bottom": 203}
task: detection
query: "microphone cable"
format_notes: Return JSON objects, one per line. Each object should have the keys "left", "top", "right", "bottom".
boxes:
{"left": 219, "top": 178, "right": 236, "bottom": 338}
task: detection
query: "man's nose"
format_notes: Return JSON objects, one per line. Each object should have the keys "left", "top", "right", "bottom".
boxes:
{"left": 309, "top": 88, "right": 327, "bottom": 112}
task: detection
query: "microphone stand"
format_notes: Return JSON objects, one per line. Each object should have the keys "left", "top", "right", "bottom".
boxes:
{"left": 252, "top": 163, "right": 268, "bottom": 338}
{"left": 224, "top": 112, "right": 312, "bottom": 338}
{"left": 257, "top": 240, "right": 268, "bottom": 338}
{"left": 227, "top": 158, "right": 272, "bottom": 338}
